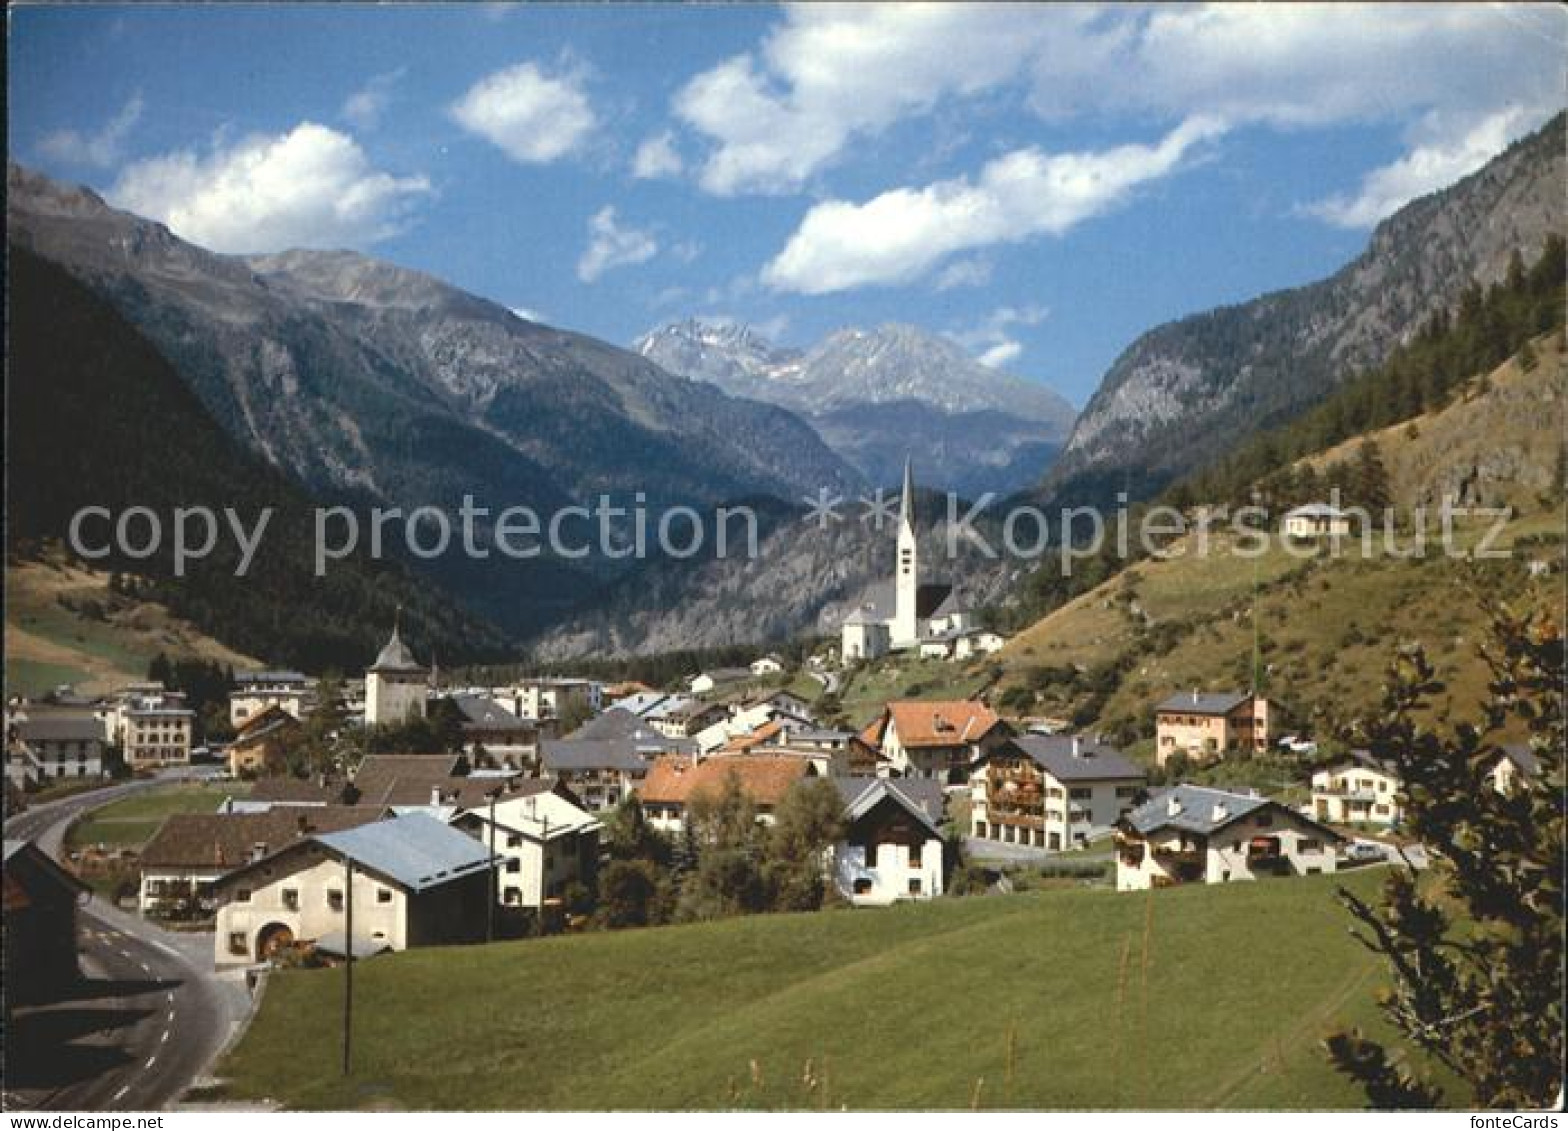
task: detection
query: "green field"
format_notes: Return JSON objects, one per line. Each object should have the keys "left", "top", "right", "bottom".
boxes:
{"left": 217, "top": 868, "right": 1461, "bottom": 1110}
{"left": 836, "top": 656, "right": 993, "bottom": 729}
{"left": 66, "top": 782, "right": 250, "bottom": 850}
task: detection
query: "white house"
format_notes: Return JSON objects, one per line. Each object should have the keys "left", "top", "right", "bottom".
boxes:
{"left": 229, "top": 671, "right": 312, "bottom": 730}
{"left": 1486, "top": 743, "right": 1544, "bottom": 794}
{"left": 750, "top": 655, "right": 785, "bottom": 676}
{"left": 689, "top": 668, "right": 753, "bottom": 695}
{"left": 831, "top": 778, "right": 946, "bottom": 905}
{"left": 1115, "top": 785, "right": 1342, "bottom": 892}
{"left": 970, "top": 736, "right": 1146, "bottom": 851}
{"left": 1309, "top": 750, "right": 1403, "bottom": 827}
{"left": 507, "top": 678, "right": 601, "bottom": 724}
{"left": 860, "top": 700, "right": 1008, "bottom": 783}
{"left": 211, "top": 812, "right": 494, "bottom": 967}
{"left": 1282, "top": 503, "right": 1352, "bottom": 539}
{"left": 455, "top": 785, "right": 601, "bottom": 911}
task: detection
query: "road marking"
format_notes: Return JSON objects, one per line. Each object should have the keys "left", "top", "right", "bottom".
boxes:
{"left": 161, "top": 1029, "right": 171, "bottom": 1044}
{"left": 118, "top": 949, "right": 132, "bottom": 959}
{"left": 144, "top": 1055, "right": 157, "bottom": 1069}
{"left": 113, "top": 1085, "right": 131, "bottom": 1102}
{"left": 150, "top": 939, "right": 183, "bottom": 958}
{"left": 139, "top": 961, "right": 152, "bottom": 974}
{"left": 166, "top": 992, "right": 176, "bottom": 1005}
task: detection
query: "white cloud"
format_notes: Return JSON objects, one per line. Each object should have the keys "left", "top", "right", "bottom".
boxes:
{"left": 451, "top": 61, "right": 594, "bottom": 164}
{"left": 1306, "top": 107, "right": 1535, "bottom": 229}
{"left": 675, "top": 4, "right": 1052, "bottom": 195}
{"left": 110, "top": 122, "right": 431, "bottom": 253}
{"left": 976, "top": 341, "right": 1022, "bottom": 370}
{"left": 671, "top": 4, "right": 1563, "bottom": 198}
{"left": 763, "top": 117, "right": 1223, "bottom": 294}
{"left": 577, "top": 206, "right": 658, "bottom": 283}
{"left": 632, "top": 131, "right": 683, "bottom": 179}
{"left": 934, "top": 257, "right": 994, "bottom": 291}
{"left": 341, "top": 69, "right": 406, "bottom": 131}
{"left": 948, "top": 303, "right": 1050, "bottom": 369}
{"left": 38, "top": 95, "right": 143, "bottom": 168}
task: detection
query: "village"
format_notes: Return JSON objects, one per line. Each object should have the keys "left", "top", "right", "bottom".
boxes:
{"left": 7, "top": 466, "right": 1546, "bottom": 999}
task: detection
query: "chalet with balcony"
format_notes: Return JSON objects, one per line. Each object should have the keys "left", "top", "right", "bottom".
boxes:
{"left": 970, "top": 735, "right": 1146, "bottom": 851}
{"left": 1115, "top": 785, "right": 1342, "bottom": 892}
{"left": 1309, "top": 750, "right": 1403, "bottom": 827}
{"left": 637, "top": 754, "right": 815, "bottom": 833}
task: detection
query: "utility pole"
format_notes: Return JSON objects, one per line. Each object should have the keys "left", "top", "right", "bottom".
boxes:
{"left": 342, "top": 857, "right": 354, "bottom": 1077}
{"left": 487, "top": 790, "right": 497, "bottom": 943}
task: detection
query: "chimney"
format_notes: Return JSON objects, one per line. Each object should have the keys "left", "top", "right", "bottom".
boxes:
{"left": 250, "top": 842, "right": 268, "bottom": 863}
{"left": 1167, "top": 795, "right": 1183, "bottom": 817}
{"left": 1071, "top": 736, "right": 1081, "bottom": 758}
{"left": 1211, "top": 801, "right": 1228, "bottom": 823}
{"left": 430, "top": 785, "right": 442, "bottom": 806}
{"left": 1191, "top": 689, "right": 1199, "bottom": 705}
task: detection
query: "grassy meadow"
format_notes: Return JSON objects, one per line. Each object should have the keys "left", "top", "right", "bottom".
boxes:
{"left": 216, "top": 867, "right": 1461, "bottom": 1110}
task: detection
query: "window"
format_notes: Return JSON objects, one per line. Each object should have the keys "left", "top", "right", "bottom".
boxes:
{"left": 327, "top": 889, "right": 344, "bottom": 912}
{"left": 282, "top": 889, "right": 299, "bottom": 911}
{"left": 1300, "top": 838, "right": 1321, "bottom": 853}
{"left": 909, "top": 843, "right": 922, "bottom": 868}
{"left": 506, "top": 834, "right": 522, "bottom": 848}
{"left": 1069, "top": 787, "right": 1091, "bottom": 800}
{"left": 236, "top": 888, "right": 252, "bottom": 903}
{"left": 908, "top": 878, "right": 922, "bottom": 895}
{"left": 865, "top": 844, "right": 878, "bottom": 868}
{"left": 1255, "top": 812, "right": 1274, "bottom": 828}
{"left": 376, "top": 888, "right": 392, "bottom": 904}
{"left": 1116, "top": 786, "right": 1139, "bottom": 798}
{"left": 853, "top": 878, "right": 872, "bottom": 895}
{"left": 506, "top": 859, "right": 521, "bottom": 874}
{"left": 228, "top": 932, "right": 248, "bottom": 956}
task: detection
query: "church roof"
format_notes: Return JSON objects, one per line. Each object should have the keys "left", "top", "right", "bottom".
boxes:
{"left": 370, "top": 625, "right": 423, "bottom": 673}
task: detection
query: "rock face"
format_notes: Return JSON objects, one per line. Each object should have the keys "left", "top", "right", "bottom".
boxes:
{"left": 637, "top": 319, "right": 1077, "bottom": 497}
{"left": 1051, "top": 113, "right": 1567, "bottom": 504}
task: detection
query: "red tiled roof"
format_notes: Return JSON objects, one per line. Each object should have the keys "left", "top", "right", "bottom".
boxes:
{"left": 862, "top": 700, "right": 1001, "bottom": 750}
{"left": 639, "top": 754, "right": 810, "bottom": 809}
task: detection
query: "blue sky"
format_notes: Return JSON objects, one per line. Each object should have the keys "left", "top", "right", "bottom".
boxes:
{"left": 10, "top": 3, "right": 1565, "bottom": 405}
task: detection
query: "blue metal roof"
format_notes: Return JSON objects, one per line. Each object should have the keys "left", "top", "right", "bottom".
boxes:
{"left": 314, "top": 812, "right": 493, "bottom": 893}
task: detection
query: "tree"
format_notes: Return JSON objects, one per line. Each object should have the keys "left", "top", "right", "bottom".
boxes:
{"left": 1352, "top": 440, "right": 1392, "bottom": 517}
{"left": 1324, "top": 599, "right": 1563, "bottom": 1108}
{"left": 676, "top": 772, "right": 768, "bottom": 922}
{"left": 603, "top": 796, "right": 669, "bottom": 865}
{"left": 764, "top": 778, "right": 846, "bottom": 912}
{"left": 595, "top": 859, "right": 667, "bottom": 929}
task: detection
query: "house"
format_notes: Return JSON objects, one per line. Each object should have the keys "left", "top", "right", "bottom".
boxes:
{"left": 347, "top": 754, "right": 508, "bottom": 813}
{"left": 6, "top": 714, "right": 105, "bottom": 787}
{"left": 139, "top": 806, "right": 385, "bottom": 919}
{"left": 689, "top": 668, "right": 754, "bottom": 695}
{"left": 640, "top": 695, "right": 706, "bottom": 738}
{"left": 954, "top": 629, "right": 1007, "bottom": 661}
{"left": 211, "top": 812, "right": 495, "bottom": 967}
{"left": 449, "top": 694, "right": 538, "bottom": 768}
{"left": 227, "top": 706, "right": 302, "bottom": 778}
{"left": 1115, "top": 785, "right": 1342, "bottom": 892}
{"left": 540, "top": 709, "right": 691, "bottom": 813}
{"left": 1309, "top": 750, "right": 1403, "bottom": 826}
{"left": 243, "top": 775, "right": 342, "bottom": 808}
{"left": 860, "top": 700, "right": 1009, "bottom": 783}
{"left": 120, "top": 698, "right": 196, "bottom": 768}
{"left": 1154, "top": 691, "right": 1272, "bottom": 766}
{"left": 750, "top": 655, "right": 786, "bottom": 676}
{"left": 638, "top": 754, "right": 815, "bottom": 833}
{"left": 970, "top": 736, "right": 1146, "bottom": 851}
{"left": 1282, "top": 503, "right": 1352, "bottom": 539}
{"left": 365, "top": 620, "right": 429, "bottom": 726}
{"left": 1486, "top": 743, "right": 1544, "bottom": 794}
{"left": 454, "top": 784, "right": 601, "bottom": 912}
{"left": 3, "top": 839, "right": 92, "bottom": 1005}
{"left": 830, "top": 778, "right": 946, "bottom": 905}
{"left": 228, "top": 670, "right": 312, "bottom": 729}
{"left": 507, "top": 678, "right": 601, "bottom": 724}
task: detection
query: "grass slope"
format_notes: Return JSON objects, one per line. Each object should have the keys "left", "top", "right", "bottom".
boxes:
{"left": 5, "top": 553, "right": 260, "bottom": 697}
{"left": 217, "top": 868, "right": 1455, "bottom": 1110}
{"left": 66, "top": 783, "right": 251, "bottom": 851}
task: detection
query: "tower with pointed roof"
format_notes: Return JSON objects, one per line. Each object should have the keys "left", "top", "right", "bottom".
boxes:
{"left": 365, "top": 613, "right": 428, "bottom": 726}
{"left": 892, "top": 456, "right": 921, "bottom": 644}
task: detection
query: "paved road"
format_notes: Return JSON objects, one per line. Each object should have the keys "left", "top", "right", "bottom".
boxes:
{"left": 5, "top": 772, "right": 253, "bottom": 1112}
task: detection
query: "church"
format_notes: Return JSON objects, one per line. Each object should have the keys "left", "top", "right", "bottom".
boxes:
{"left": 840, "top": 459, "right": 976, "bottom": 663}
{"left": 365, "top": 617, "right": 431, "bottom": 726}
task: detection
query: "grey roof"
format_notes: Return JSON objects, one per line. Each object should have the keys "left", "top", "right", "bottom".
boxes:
{"left": 1155, "top": 690, "right": 1252, "bottom": 716}
{"left": 1284, "top": 503, "right": 1348, "bottom": 519}
{"left": 541, "top": 738, "right": 665, "bottom": 773}
{"left": 370, "top": 626, "right": 423, "bottom": 673}
{"left": 1325, "top": 749, "right": 1400, "bottom": 776}
{"left": 314, "top": 812, "right": 493, "bottom": 892}
{"left": 1000, "top": 735, "right": 1146, "bottom": 783}
{"left": 1123, "top": 785, "right": 1271, "bottom": 836}
{"left": 235, "top": 671, "right": 309, "bottom": 685}
{"left": 843, "top": 582, "right": 895, "bottom": 625}
{"left": 570, "top": 707, "right": 672, "bottom": 744}
{"left": 833, "top": 776, "right": 945, "bottom": 835}
{"left": 451, "top": 694, "right": 527, "bottom": 730}
{"left": 1498, "top": 743, "right": 1543, "bottom": 779}
{"left": 929, "top": 589, "right": 972, "bottom": 619}
{"left": 12, "top": 716, "right": 105, "bottom": 743}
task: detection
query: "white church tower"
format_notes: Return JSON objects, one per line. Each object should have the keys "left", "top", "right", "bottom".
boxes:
{"left": 365, "top": 613, "right": 429, "bottom": 726}
{"left": 892, "top": 456, "right": 920, "bottom": 644}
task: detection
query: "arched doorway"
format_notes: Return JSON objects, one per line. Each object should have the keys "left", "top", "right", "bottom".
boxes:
{"left": 255, "top": 922, "right": 295, "bottom": 960}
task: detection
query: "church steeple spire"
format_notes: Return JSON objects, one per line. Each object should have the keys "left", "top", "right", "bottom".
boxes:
{"left": 899, "top": 454, "right": 916, "bottom": 532}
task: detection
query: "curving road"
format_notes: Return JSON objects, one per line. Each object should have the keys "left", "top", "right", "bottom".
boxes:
{"left": 4, "top": 772, "right": 253, "bottom": 1112}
